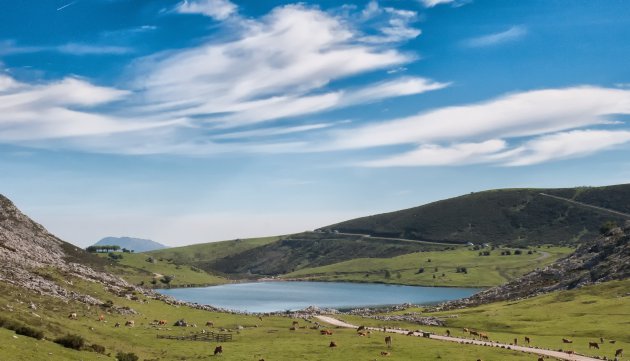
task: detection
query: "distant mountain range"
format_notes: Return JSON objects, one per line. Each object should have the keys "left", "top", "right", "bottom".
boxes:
{"left": 320, "top": 184, "right": 630, "bottom": 246}
{"left": 93, "top": 236, "right": 167, "bottom": 252}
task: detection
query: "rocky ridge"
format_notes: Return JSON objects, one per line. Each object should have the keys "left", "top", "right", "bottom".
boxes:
{"left": 0, "top": 195, "right": 143, "bottom": 305}
{"left": 435, "top": 220, "right": 630, "bottom": 310}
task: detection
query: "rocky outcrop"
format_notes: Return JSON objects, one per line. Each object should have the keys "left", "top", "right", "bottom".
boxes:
{"left": 0, "top": 194, "right": 142, "bottom": 304}
{"left": 435, "top": 221, "right": 630, "bottom": 310}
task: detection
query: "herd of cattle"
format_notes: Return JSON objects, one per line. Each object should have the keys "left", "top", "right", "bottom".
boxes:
{"left": 65, "top": 312, "right": 624, "bottom": 360}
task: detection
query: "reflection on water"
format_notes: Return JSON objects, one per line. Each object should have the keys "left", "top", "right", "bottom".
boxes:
{"left": 158, "top": 281, "right": 480, "bottom": 313}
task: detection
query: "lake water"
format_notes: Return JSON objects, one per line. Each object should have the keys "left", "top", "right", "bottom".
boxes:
{"left": 158, "top": 281, "right": 480, "bottom": 313}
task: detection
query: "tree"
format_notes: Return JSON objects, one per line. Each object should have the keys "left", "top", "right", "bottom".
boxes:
{"left": 160, "top": 275, "right": 174, "bottom": 287}
{"left": 600, "top": 221, "right": 618, "bottom": 234}
{"left": 384, "top": 270, "right": 392, "bottom": 279}
{"left": 416, "top": 267, "right": 425, "bottom": 274}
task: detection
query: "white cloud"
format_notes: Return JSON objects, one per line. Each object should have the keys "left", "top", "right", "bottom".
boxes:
{"left": 360, "top": 139, "right": 506, "bottom": 167}
{"left": 0, "top": 75, "right": 178, "bottom": 141}
{"left": 56, "top": 43, "right": 132, "bottom": 55}
{"left": 133, "top": 4, "right": 434, "bottom": 127}
{"left": 463, "top": 26, "right": 527, "bottom": 48}
{"left": 359, "top": 1, "right": 421, "bottom": 44}
{"left": 330, "top": 87, "right": 630, "bottom": 150}
{"left": 500, "top": 130, "right": 630, "bottom": 166}
{"left": 419, "top": 0, "right": 456, "bottom": 8}
{"left": 176, "top": 0, "right": 237, "bottom": 20}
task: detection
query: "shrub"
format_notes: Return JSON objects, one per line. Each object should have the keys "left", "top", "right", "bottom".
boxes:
{"left": 116, "top": 351, "right": 139, "bottom": 361}
{"left": 384, "top": 270, "right": 392, "bottom": 279}
{"left": 54, "top": 334, "right": 85, "bottom": 350}
{"left": 514, "top": 249, "right": 522, "bottom": 255}
{"left": 600, "top": 221, "right": 618, "bottom": 234}
{"left": 90, "top": 344, "right": 106, "bottom": 354}
{"left": 14, "top": 325, "right": 44, "bottom": 339}
{"left": 416, "top": 267, "right": 425, "bottom": 274}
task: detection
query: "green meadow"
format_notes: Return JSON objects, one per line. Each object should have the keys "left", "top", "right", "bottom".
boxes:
{"left": 284, "top": 246, "right": 573, "bottom": 287}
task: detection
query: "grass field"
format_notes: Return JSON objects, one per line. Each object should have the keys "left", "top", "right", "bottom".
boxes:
{"left": 98, "top": 252, "right": 228, "bottom": 288}
{"left": 0, "top": 272, "right": 549, "bottom": 361}
{"left": 284, "top": 246, "right": 573, "bottom": 287}
{"left": 147, "top": 236, "right": 283, "bottom": 266}
{"left": 338, "top": 280, "right": 630, "bottom": 360}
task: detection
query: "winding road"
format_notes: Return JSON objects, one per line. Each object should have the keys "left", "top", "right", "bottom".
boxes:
{"left": 315, "top": 315, "right": 604, "bottom": 361}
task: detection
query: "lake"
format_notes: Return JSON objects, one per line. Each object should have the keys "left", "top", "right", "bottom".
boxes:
{"left": 158, "top": 281, "right": 480, "bottom": 313}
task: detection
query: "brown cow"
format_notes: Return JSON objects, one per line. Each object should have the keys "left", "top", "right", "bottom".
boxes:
{"left": 98, "top": 314, "right": 105, "bottom": 322}
{"left": 292, "top": 320, "right": 299, "bottom": 326}
{"left": 562, "top": 338, "right": 573, "bottom": 343}
{"left": 588, "top": 342, "right": 599, "bottom": 349}
{"left": 385, "top": 336, "right": 392, "bottom": 348}
{"left": 320, "top": 330, "right": 333, "bottom": 335}
{"left": 615, "top": 349, "right": 623, "bottom": 358}
{"left": 206, "top": 321, "right": 214, "bottom": 327}
{"left": 479, "top": 333, "right": 488, "bottom": 341}
{"left": 158, "top": 320, "right": 167, "bottom": 325}
{"left": 407, "top": 331, "right": 415, "bottom": 336}
{"left": 213, "top": 345, "right": 223, "bottom": 355}
{"left": 463, "top": 328, "right": 469, "bottom": 333}
{"left": 446, "top": 329, "right": 451, "bottom": 337}
{"left": 380, "top": 351, "right": 390, "bottom": 356}
{"left": 524, "top": 336, "right": 531, "bottom": 344}
{"left": 329, "top": 341, "right": 337, "bottom": 348}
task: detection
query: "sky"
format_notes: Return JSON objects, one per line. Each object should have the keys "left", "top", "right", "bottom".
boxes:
{"left": 1, "top": 0, "right": 630, "bottom": 247}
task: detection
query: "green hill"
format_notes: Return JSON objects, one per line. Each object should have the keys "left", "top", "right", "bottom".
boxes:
{"left": 319, "top": 184, "right": 630, "bottom": 246}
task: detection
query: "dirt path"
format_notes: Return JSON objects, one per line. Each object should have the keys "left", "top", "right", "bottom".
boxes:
{"left": 539, "top": 193, "right": 630, "bottom": 219}
{"left": 315, "top": 315, "right": 603, "bottom": 361}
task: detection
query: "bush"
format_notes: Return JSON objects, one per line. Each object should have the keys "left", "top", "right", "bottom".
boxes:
{"left": 90, "top": 344, "right": 106, "bottom": 354}
{"left": 514, "top": 249, "right": 522, "bottom": 255}
{"left": 14, "top": 325, "right": 44, "bottom": 339}
{"left": 600, "top": 221, "right": 618, "bottom": 234}
{"left": 0, "top": 316, "right": 44, "bottom": 339}
{"left": 54, "top": 334, "right": 85, "bottom": 350}
{"left": 416, "top": 267, "right": 425, "bottom": 274}
{"left": 116, "top": 352, "right": 139, "bottom": 361}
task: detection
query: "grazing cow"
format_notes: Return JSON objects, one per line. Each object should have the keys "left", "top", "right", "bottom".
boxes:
{"left": 114, "top": 322, "right": 121, "bottom": 328}
{"left": 478, "top": 332, "right": 488, "bottom": 341}
{"left": 214, "top": 345, "right": 223, "bottom": 356}
{"left": 610, "top": 340, "right": 617, "bottom": 344}
{"left": 258, "top": 316, "right": 263, "bottom": 321}
{"left": 329, "top": 341, "right": 337, "bottom": 348}
{"left": 289, "top": 327, "right": 296, "bottom": 331}
{"left": 562, "top": 338, "right": 573, "bottom": 344}
{"left": 292, "top": 320, "right": 299, "bottom": 327}
{"left": 206, "top": 321, "right": 214, "bottom": 327}
{"left": 524, "top": 336, "right": 531, "bottom": 344}
{"left": 385, "top": 336, "right": 392, "bottom": 348}
{"left": 320, "top": 330, "right": 333, "bottom": 335}
{"left": 125, "top": 320, "right": 135, "bottom": 327}
{"left": 68, "top": 313, "right": 77, "bottom": 320}
{"left": 470, "top": 330, "right": 479, "bottom": 337}
{"left": 463, "top": 328, "right": 469, "bottom": 333}
{"left": 600, "top": 337, "right": 605, "bottom": 343}
{"left": 358, "top": 332, "right": 367, "bottom": 337}
{"left": 158, "top": 320, "right": 167, "bottom": 326}
{"left": 98, "top": 314, "right": 105, "bottom": 322}
{"left": 407, "top": 331, "right": 414, "bottom": 336}
{"left": 446, "top": 329, "right": 451, "bottom": 337}
{"left": 357, "top": 326, "right": 366, "bottom": 332}
{"left": 380, "top": 351, "right": 390, "bottom": 356}
{"left": 588, "top": 342, "right": 599, "bottom": 349}
{"left": 615, "top": 349, "right": 623, "bottom": 358}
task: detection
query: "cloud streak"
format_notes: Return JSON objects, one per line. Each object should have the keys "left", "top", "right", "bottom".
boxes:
{"left": 463, "top": 26, "right": 527, "bottom": 48}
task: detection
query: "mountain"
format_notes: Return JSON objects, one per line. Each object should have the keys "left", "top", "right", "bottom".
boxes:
{"left": 0, "top": 194, "right": 139, "bottom": 304}
{"left": 320, "top": 184, "right": 630, "bottom": 246}
{"left": 94, "top": 236, "right": 167, "bottom": 252}
{"left": 438, "top": 220, "right": 630, "bottom": 310}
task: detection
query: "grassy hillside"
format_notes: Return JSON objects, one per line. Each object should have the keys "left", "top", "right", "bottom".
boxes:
{"left": 340, "top": 280, "right": 630, "bottom": 360}
{"left": 321, "top": 184, "right": 630, "bottom": 246}
{"left": 173, "top": 232, "right": 455, "bottom": 276}
{"left": 284, "top": 245, "right": 573, "bottom": 287}
{"left": 98, "top": 252, "right": 227, "bottom": 287}
{"left": 0, "top": 271, "right": 544, "bottom": 361}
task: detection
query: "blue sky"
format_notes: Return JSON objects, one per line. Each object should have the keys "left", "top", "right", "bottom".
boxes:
{"left": 1, "top": 0, "right": 629, "bottom": 247}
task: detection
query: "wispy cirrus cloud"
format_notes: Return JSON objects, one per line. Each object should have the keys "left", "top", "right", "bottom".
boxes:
{"left": 463, "top": 26, "right": 527, "bottom": 48}
{"left": 359, "top": 1, "right": 421, "bottom": 44}
{"left": 175, "top": 0, "right": 237, "bottom": 20}
{"left": 419, "top": 0, "right": 469, "bottom": 8}
{"left": 0, "top": 40, "right": 132, "bottom": 56}
{"left": 329, "top": 86, "right": 630, "bottom": 166}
